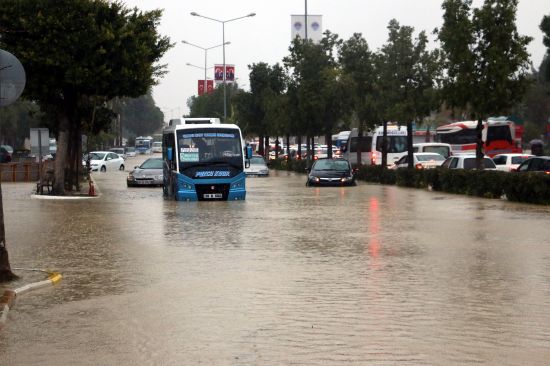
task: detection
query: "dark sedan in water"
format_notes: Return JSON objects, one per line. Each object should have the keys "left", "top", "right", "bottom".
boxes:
{"left": 127, "top": 158, "right": 164, "bottom": 187}
{"left": 306, "top": 158, "right": 356, "bottom": 187}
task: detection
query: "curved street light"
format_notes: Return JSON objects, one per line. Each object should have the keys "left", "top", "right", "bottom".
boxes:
{"left": 190, "top": 11, "right": 256, "bottom": 120}
{"left": 182, "top": 40, "right": 229, "bottom": 96}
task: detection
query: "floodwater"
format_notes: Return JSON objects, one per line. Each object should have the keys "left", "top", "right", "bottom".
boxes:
{"left": 1, "top": 155, "right": 550, "bottom": 365}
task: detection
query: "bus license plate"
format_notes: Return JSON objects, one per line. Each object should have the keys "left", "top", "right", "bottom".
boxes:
{"left": 204, "top": 193, "right": 222, "bottom": 199}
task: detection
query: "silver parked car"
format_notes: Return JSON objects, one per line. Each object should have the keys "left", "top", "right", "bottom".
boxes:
{"left": 245, "top": 155, "right": 269, "bottom": 176}
{"left": 127, "top": 157, "right": 164, "bottom": 187}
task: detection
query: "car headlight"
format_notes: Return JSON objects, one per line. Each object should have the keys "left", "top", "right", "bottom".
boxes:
{"left": 311, "top": 176, "right": 320, "bottom": 183}
{"left": 155, "top": 175, "right": 163, "bottom": 180}
{"left": 341, "top": 176, "right": 353, "bottom": 182}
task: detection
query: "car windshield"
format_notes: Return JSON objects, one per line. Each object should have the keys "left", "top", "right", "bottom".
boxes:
{"left": 140, "top": 158, "right": 163, "bottom": 169}
{"left": 90, "top": 152, "right": 105, "bottom": 160}
{"left": 313, "top": 159, "right": 349, "bottom": 171}
{"left": 250, "top": 156, "right": 266, "bottom": 165}
{"left": 417, "top": 154, "right": 445, "bottom": 162}
{"left": 463, "top": 157, "right": 496, "bottom": 169}
{"left": 423, "top": 146, "right": 450, "bottom": 158}
{"left": 511, "top": 156, "right": 530, "bottom": 164}
{"left": 126, "top": 147, "right": 135, "bottom": 152}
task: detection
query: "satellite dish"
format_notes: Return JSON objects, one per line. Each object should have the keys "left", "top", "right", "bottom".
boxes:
{"left": 0, "top": 49, "right": 26, "bottom": 107}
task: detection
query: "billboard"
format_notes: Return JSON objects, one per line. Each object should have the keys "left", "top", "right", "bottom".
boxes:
{"left": 291, "top": 15, "right": 323, "bottom": 43}
{"left": 214, "top": 64, "right": 235, "bottom": 83}
{"left": 197, "top": 80, "right": 214, "bottom": 96}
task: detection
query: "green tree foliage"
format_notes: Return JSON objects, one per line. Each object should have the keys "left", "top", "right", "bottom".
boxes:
{"left": 116, "top": 92, "right": 164, "bottom": 138}
{"left": 0, "top": 0, "right": 171, "bottom": 194}
{"left": 379, "top": 20, "right": 441, "bottom": 168}
{"left": 0, "top": 100, "right": 43, "bottom": 149}
{"left": 339, "top": 33, "right": 378, "bottom": 133}
{"left": 232, "top": 62, "right": 287, "bottom": 154}
{"left": 439, "top": 0, "right": 532, "bottom": 166}
{"left": 187, "top": 84, "right": 226, "bottom": 120}
{"left": 284, "top": 32, "right": 350, "bottom": 158}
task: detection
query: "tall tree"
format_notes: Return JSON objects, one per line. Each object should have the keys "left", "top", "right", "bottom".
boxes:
{"left": 339, "top": 33, "right": 378, "bottom": 164}
{"left": 284, "top": 32, "right": 349, "bottom": 161}
{"left": 379, "top": 20, "right": 441, "bottom": 168}
{"left": 0, "top": 0, "right": 171, "bottom": 194}
{"left": 541, "top": 15, "right": 550, "bottom": 82}
{"left": 439, "top": 0, "right": 532, "bottom": 167}
{"left": 233, "top": 62, "right": 286, "bottom": 156}
{"left": 117, "top": 92, "right": 164, "bottom": 138}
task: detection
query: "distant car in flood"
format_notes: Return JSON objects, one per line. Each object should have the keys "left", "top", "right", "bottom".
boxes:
{"left": 127, "top": 157, "right": 164, "bottom": 187}
{"left": 125, "top": 146, "right": 136, "bottom": 157}
{"left": 492, "top": 153, "right": 533, "bottom": 172}
{"left": 82, "top": 151, "right": 125, "bottom": 172}
{"left": 306, "top": 158, "right": 356, "bottom": 187}
{"left": 152, "top": 141, "right": 162, "bottom": 153}
{"left": 245, "top": 155, "right": 269, "bottom": 176}
{"left": 441, "top": 155, "right": 497, "bottom": 170}
{"left": 513, "top": 156, "right": 550, "bottom": 174}
{"left": 391, "top": 152, "right": 445, "bottom": 169}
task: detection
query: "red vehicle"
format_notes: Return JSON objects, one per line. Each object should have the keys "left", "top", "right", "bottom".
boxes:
{"left": 435, "top": 118, "right": 522, "bottom": 157}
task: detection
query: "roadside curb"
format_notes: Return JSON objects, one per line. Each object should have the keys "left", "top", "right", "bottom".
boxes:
{"left": 0, "top": 270, "right": 63, "bottom": 330}
{"left": 31, "top": 178, "right": 100, "bottom": 200}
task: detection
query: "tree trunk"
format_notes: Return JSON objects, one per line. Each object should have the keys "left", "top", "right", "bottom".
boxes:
{"left": 53, "top": 112, "right": 70, "bottom": 195}
{"left": 407, "top": 121, "right": 414, "bottom": 169}
{"left": 275, "top": 137, "right": 279, "bottom": 159}
{"left": 297, "top": 136, "right": 302, "bottom": 159}
{"left": 285, "top": 135, "right": 290, "bottom": 158}
{"left": 476, "top": 117, "right": 484, "bottom": 170}
{"left": 258, "top": 136, "right": 264, "bottom": 157}
{"left": 381, "top": 122, "right": 388, "bottom": 168}
{"left": 264, "top": 136, "right": 270, "bottom": 160}
{"left": 306, "top": 136, "right": 311, "bottom": 166}
{"left": 356, "top": 128, "right": 363, "bottom": 166}
{"left": 0, "top": 181, "right": 17, "bottom": 282}
{"left": 326, "top": 133, "right": 333, "bottom": 158}
{"left": 425, "top": 125, "right": 431, "bottom": 142}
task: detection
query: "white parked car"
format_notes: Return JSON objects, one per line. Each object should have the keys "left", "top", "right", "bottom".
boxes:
{"left": 245, "top": 155, "right": 269, "bottom": 176}
{"left": 391, "top": 152, "right": 446, "bottom": 169}
{"left": 83, "top": 151, "right": 125, "bottom": 172}
{"left": 125, "top": 146, "right": 136, "bottom": 157}
{"left": 441, "top": 154, "right": 497, "bottom": 170}
{"left": 492, "top": 153, "right": 533, "bottom": 172}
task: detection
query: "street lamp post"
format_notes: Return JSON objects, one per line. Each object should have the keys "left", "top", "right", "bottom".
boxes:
{"left": 190, "top": 11, "right": 255, "bottom": 121}
{"left": 182, "top": 40, "right": 229, "bottom": 96}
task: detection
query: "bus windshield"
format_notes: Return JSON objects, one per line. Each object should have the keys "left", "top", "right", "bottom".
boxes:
{"left": 177, "top": 128, "right": 242, "bottom": 172}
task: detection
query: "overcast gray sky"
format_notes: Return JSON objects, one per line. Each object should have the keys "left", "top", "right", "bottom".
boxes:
{"left": 124, "top": 0, "right": 550, "bottom": 120}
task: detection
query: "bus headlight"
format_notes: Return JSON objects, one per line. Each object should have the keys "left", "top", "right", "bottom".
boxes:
{"left": 231, "top": 180, "right": 245, "bottom": 189}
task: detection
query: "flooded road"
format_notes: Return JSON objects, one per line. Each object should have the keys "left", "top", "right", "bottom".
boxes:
{"left": 1, "top": 155, "right": 550, "bottom": 365}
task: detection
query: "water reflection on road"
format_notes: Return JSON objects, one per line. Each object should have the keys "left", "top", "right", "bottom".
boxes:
{"left": 1, "top": 158, "right": 550, "bottom": 365}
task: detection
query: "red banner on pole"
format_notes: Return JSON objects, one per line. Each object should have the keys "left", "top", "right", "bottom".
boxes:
{"left": 198, "top": 80, "right": 206, "bottom": 96}
{"left": 198, "top": 80, "right": 215, "bottom": 96}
